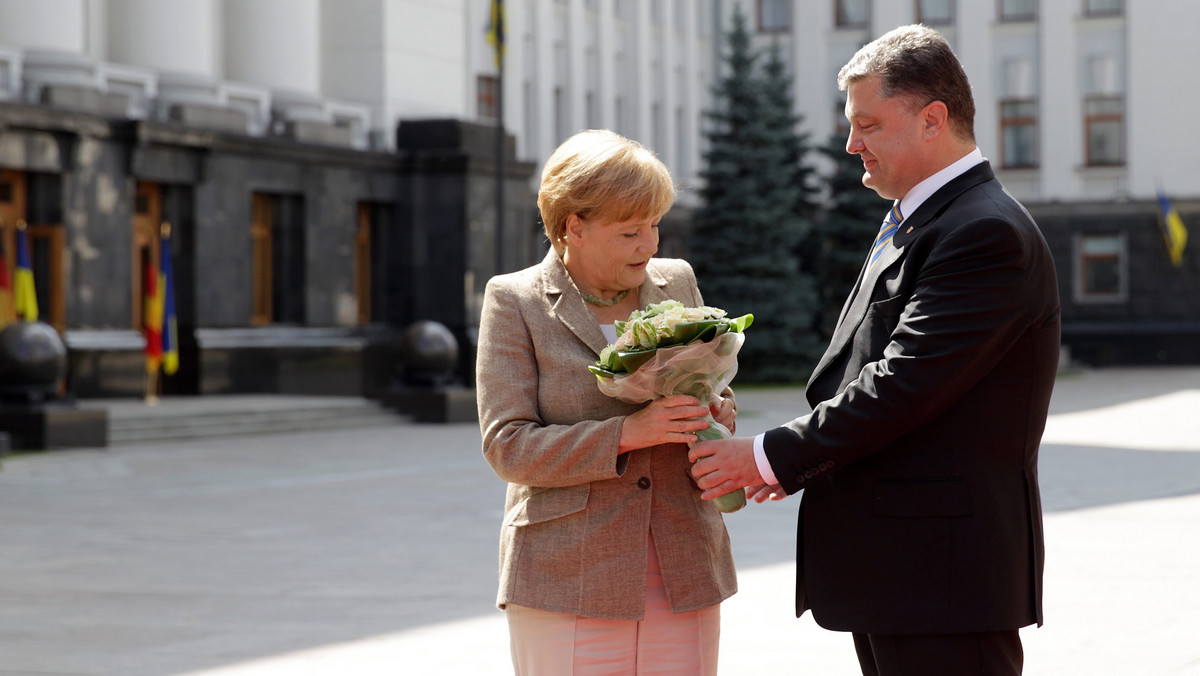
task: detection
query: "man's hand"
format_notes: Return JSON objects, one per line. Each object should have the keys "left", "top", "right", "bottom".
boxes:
{"left": 688, "top": 437, "right": 762, "bottom": 501}
{"left": 745, "top": 483, "right": 788, "bottom": 503}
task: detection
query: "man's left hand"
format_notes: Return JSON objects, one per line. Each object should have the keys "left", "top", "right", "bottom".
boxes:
{"left": 688, "top": 437, "right": 762, "bottom": 501}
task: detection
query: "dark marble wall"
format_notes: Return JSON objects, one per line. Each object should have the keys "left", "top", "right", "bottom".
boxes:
{"left": 1030, "top": 200, "right": 1200, "bottom": 365}
{"left": 0, "top": 104, "right": 541, "bottom": 397}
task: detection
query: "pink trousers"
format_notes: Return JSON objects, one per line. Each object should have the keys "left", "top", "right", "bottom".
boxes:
{"left": 506, "top": 537, "right": 721, "bottom": 675}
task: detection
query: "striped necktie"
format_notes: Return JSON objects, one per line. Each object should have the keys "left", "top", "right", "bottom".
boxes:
{"left": 867, "top": 202, "right": 904, "bottom": 270}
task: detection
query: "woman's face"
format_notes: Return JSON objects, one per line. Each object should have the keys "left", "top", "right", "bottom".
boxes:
{"left": 565, "top": 212, "right": 660, "bottom": 293}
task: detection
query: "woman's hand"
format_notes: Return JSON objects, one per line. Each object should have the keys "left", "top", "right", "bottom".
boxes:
{"left": 619, "top": 394, "right": 711, "bottom": 453}
{"left": 709, "top": 395, "right": 737, "bottom": 435}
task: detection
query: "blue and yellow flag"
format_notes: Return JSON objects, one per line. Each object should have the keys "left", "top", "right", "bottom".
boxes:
{"left": 486, "top": 0, "right": 506, "bottom": 69}
{"left": 1156, "top": 191, "right": 1188, "bottom": 267}
{"left": 160, "top": 224, "right": 179, "bottom": 375}
{"left": 14, "top": 221, "right": 37, "bottom": 321}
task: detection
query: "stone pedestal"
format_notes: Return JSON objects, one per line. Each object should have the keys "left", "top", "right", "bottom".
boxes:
{"left": 0, "top": 403, "right": 108, "bottom": 450}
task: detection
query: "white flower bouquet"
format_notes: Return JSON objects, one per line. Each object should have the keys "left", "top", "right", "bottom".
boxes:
{"left": 588, "top": 300, "right": 754, "bottom": 513}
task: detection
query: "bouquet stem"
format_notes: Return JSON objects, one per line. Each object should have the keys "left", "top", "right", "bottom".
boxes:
{"left": 691, "top": 413, "right": 746, "bottom": 514}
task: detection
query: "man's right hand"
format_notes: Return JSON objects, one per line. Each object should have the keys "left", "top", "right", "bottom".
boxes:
{"left": 745, "top": 483, "right": 788, "bottom": 503}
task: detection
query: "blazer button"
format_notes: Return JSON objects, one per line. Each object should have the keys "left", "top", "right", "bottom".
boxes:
{"left": 637, "top": 477, "right": 651, "bottom": 490}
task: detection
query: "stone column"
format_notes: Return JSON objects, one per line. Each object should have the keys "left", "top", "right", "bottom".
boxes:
{"left": 105, "top": 0, "right": 219, "bottom": 78}
{"left": 223, "top": 0, "right": 320, "bottom": 94}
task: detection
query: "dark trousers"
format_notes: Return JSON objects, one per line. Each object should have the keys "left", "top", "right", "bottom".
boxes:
{"left": 853, "top": 630, "right": 1023, "bottom": 676}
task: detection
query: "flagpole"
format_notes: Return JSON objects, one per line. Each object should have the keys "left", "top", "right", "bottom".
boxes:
{"left": 494, "top": 0, "right": 506, "bottom": 277}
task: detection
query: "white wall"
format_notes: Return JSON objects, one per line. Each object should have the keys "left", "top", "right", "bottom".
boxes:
{"left": 1127, "top": 0, "right": 1200, "bottom": 197}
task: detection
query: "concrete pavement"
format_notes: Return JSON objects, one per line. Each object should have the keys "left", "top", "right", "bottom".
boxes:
{"left": 1, "top": 367, "right": 1198, "bottom": 675}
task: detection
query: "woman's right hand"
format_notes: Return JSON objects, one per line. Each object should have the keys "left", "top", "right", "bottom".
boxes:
{"left": 618, "top": 394, "right": 712, "bottom": 454}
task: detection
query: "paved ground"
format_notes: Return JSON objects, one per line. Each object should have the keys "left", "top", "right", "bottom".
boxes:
{"left": 1, "top": 366, "right": 1199, "bottom": 675}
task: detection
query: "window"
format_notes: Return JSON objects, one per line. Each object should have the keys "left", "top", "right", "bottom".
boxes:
{"left": 675, "top": 106, "right": 689, "bottom": 178}
{"left": 251, "top": 193, "right": 305, "bottom": 326}
{"left": 759, "top": 0, "right": 790, "bottom": 32}
{"left": 585, "top": 91, "right": 598, "bottom": 128}
{"left": 651, "top": 102, "right": 664, "bottom": 156}
{"left": 916, "top": 0, "right": 955, "bottom": 25}
{"left": 554, "top": 86, "right": 569, "bottom": 144}
{"left": 999, "top": 0, "right": 1037, "bottom": 22}
{"left": 1084, "top": 0, "right": 1122, "bottom": 16}
{"left": 836, "top": 0, "right": 870, "bottom": 28}
{"left": 1084, "top": 96, "right": 1124, "bottom": 166}
{"left": 1075, "top": 233, "right": 1124, "bottom": 302}
{"left": 834, "top": 98, "right": 850, "bottom": 137}
{"left": 477, "top": 75, "right": 499, "bottom": 121}
{"left": 1000, "top": 99, "right": 1038, "bottom": 168}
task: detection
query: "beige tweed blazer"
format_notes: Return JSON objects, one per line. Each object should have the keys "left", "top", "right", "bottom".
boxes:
{"left": 476, "top": 249, "right": 737, "bottom": 620}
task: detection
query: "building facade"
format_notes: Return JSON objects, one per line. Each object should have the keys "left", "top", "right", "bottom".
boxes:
{"left": 733, "top": 0, "right": 1199, "bottom": 364}
{"left": 0, "top": 0, "right": 1194, "bottom": 404}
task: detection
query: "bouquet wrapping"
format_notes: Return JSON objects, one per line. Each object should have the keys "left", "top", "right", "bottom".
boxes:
{"left": 588, "top": 301, "right": 753, "bottom": 513}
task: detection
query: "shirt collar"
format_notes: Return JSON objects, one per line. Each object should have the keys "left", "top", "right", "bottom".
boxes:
{"left": 897, "top": 147, "right": 985, "bottom": 220}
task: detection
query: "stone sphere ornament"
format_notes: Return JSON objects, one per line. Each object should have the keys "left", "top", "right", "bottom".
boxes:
{"left": 0, "top": 321, "right": 68, "bottom": 397}
{"left": 398, "top": 320, "right": 459, "bottom": 386}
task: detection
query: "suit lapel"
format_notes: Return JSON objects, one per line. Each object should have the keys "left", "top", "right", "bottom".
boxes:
{"left": 810, "top": 162, "right": 997, "bottom": 387}
{"left": 541, "top": 251, "right": 673, "bottom": 357}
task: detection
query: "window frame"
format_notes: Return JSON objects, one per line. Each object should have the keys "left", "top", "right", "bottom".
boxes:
{"left": 1083, "top": 0, "right": 1122, "bottom": 17}
{"left": 998, "top": 0, "right": 1038, "bottom": 22}
{"left": 758, "top": 0, "right": 791, "bottom": 33}
{"left": 1083, "top": 95, "right": 1125, "bottom": 167}
{"left": 999, "top": 98, "right": 1039, "bottom": 169}
{"left": 1073, "top": 232, "right": 1127, "bottom": 304}
{"left": 915, "top": 0, "right": 956, "bottom": 26}
{"left": 834, "top": 0, "right": 871, "bottom": 29}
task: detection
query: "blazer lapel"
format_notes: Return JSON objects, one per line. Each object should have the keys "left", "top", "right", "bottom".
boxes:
{"left": 542, "top": 251, "right": 676, "bottom": 357}
{"left": 638, "top": 262, "right": 673, "bottom": 306}
{"left": 810, "top": 162, "right": 997, "bottom": 387}
{"left": 542, "top": 250, "right": 610, "bottom": 356}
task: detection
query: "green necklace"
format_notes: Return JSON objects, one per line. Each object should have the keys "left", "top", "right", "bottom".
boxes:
{"left": 581, "top": 288, "right": 630, "bottom": 307}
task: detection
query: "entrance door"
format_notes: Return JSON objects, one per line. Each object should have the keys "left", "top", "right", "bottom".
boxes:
{"left": 0, "top": 169, "right": 65, "bottom": 333}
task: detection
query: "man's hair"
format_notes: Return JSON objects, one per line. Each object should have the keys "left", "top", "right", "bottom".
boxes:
{"left": 538, "top": 129, "right": 675, "bottom": 254}
{"left": 838, "top": 24, "right": 975, "bottom": 141}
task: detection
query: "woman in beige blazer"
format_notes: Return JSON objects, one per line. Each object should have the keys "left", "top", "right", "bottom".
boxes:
{"left": 477, "top": 130, "right": 739, "bottom": 675}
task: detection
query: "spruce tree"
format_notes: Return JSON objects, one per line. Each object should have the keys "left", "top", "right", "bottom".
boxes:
{"left": 689, "top": 10, "right": 822, "bottom": 383}
{"left": 808, "top": 133, "right": 891, "bottom": 339}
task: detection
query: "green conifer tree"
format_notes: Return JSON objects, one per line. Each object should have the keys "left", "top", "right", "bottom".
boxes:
{"left": 689, "top": 10, "right": 822, "bottom": 383}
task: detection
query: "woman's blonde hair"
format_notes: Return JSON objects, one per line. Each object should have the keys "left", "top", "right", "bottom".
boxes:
{"left": 538, "top": 129, "right": 675, "bottom": 254}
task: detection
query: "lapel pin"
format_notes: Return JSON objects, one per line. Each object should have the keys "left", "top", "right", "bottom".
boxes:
{"left": 905, "top": 226, "right": 913, "bottom": 234}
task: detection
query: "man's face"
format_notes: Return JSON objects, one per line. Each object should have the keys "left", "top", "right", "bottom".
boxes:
{"left": 844, "top": 74, "right": 928, "bottom": 201}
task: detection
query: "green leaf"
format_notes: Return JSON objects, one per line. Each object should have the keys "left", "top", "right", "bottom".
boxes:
{"left": 728, "top": 314, "right": 754, "bottom": 333}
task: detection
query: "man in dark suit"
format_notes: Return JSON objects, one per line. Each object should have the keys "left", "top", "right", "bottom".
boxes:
{"left": 690, "top": 24, "right": 1060, "bottom": 675}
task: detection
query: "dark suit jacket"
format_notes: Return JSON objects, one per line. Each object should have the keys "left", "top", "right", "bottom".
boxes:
{"left": 763, "top": 161, "right": 1060, "bottom": 634}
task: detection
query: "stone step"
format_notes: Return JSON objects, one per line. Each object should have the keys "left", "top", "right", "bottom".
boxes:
{"left": 97, "top": 396, "right": 411, "bottom": 445}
